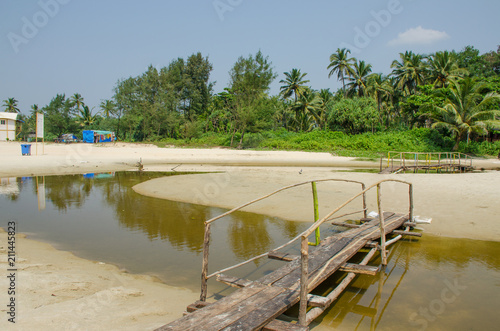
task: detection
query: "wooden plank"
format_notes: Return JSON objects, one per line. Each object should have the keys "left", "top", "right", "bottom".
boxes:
{"left": 223, "top": 288, "right": 299, "bottom": 331}
{"left": 392, "top": 230, "right": 422, "bottom": 237}
{"left": 268, "top": 251, "right": 299, "bottom": 262}
{"left": 307, "top": 294, "right": 329, "bottom": 308}
{"left": 155, "top": 283, "right": 269, "bottom": 331}
{"left": 263, "top": 319, "right": 309, "bottom": 331}
{"left": 186, "top": 300, "right": 211, "bottom": 313}
{"left": 200, "top": 286, "right": 287, "bottom": 331}
{"left": 339, "top": 263, "right": 379, "bottom": 276}
{"left": 331, "top": 221, "right": 360, "bottom": 228}
{"left": 216, "top": 274, "right": 254, "bottom": 288}
{"left": 273, "top": 237, "right": 358, "bottom": 290}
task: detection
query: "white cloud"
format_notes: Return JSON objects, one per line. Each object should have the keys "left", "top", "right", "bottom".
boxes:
{"left": 388, "top": 26, "right": 450, "bottom": 46}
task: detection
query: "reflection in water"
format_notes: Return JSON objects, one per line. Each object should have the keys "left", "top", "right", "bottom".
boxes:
{"left": 0, "top": 172, "right": 499, "bottom": 330}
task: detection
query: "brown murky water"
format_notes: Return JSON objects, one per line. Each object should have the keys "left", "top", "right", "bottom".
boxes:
{"left": 1, "top": 172, "right": 499, "bottom": 330}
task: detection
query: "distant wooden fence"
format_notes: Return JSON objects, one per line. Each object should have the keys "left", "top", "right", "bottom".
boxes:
{"left": 380, "top": 152, "right": 474, "bottom": 174}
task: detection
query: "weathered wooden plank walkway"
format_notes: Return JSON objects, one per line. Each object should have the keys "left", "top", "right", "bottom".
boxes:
{"left": 156, "top": 212, "right": 414, "bottom": 331}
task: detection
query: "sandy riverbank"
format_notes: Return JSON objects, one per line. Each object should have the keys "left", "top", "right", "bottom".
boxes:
{"left": 0, "top": 227, "right": 198, "bottom": 330}
{"left": 1, "top": 141, "right": 500, "bottom": 330}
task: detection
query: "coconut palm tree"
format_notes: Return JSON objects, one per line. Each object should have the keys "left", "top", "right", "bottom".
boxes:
{"left": 3, "top": 98, "right": 20, "bottom": 113}
{"left": 70, "top": 93, "right": 85, "bottom": 112}
{"left": 76, "top": 105, "right": 100, "bottom": 127}
{"left": 328, "top": 48, "right": 355, "bottom": 96}
{"left": 279, "top": 69, "right": 310, "bottom": 102}
{"left": 346, "top": 60, "right": 373, "bottom": 97}
{"left": 390, "top": 51, "right": 427, "bottom": 95}
{"left": 367, "top": 74, "right": 393, "bottom": 125}
{"left": 100, "top": 99, "right": 116, "bottom": 118}
{"left": 292, "top": 89, "right": 324, "bottom": 130}
{"left": 30, "top": 104, "right": 40, "bottom": 113}
{"left": 426, "top": 78, "right": 500, "bottom": 150}
{"left": 427, "top": 51, "right": 468, "bottom": 88}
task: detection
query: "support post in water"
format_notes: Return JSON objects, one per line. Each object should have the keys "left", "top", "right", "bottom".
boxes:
{"left": 200, "top": 223, "right": 211, "bottom": 301}
{"left": 299, "top": 236, "right": 309, "bottom": 326}
{"left": 377, "top": 184, "right": 387, "bottom": 265}
{"left": 309, "top": 181, "right": 320, "bottom": 246}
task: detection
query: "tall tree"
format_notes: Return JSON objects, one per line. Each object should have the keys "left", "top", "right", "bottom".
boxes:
{"left": 70, "top": 93, "right": 85, "bottom": 112}
{"left": 346, "top": 60, "right": 373, "bottom": 97}
{"left": 327, "top": 48, "right": 355, "bottom": 96}
{"left": 367, "top": 73, "right": 393, "bottom": 127}
{"left": 390, "top": 51, "right": 427, "bottom": 95}
{"left": 100, "top": 100, "right": 116, "bottom": 118}
{"left": 229, "top": 50, "right": 277, "bottom": 148}
{"left": 279, "top": 68, "right": 310, "bottom": 102}
{"left": 291, "top": 89, "right": 324, "bottom": 130}
{"left": 427, "top": 51, "right": 467, "bottom": 88}
{"left": 182, "top": 52, "right": 214, "bottom": 119}
{"left": 426, "top": 78, "right": 500, "bottom": 150}
{"left": 3, "top": 98, "right": 20, "bottom": 113}
{"left": 76, "top": 105, "right": 100, "bottom": 127}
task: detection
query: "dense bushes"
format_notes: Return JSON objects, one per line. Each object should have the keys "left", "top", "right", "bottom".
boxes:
{"left": 151, "top": 128, "right": 499, "bottom": 157}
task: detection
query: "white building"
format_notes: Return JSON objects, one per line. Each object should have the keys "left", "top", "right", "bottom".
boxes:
{"left": 0, "top": 112, "right": 18, "bottom": 141}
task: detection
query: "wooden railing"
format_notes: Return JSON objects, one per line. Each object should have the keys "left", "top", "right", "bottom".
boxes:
{"left": 297, "top": 179, "right": 413, "bottom": 325}
{"left": 382, "top": 151, "right": 473, "bottom": 173}
{"left": 198, "top": 178, "right": 413, "bottom": 327}
{"left": 199, "top": 179, "right": 367, "bottom": 302}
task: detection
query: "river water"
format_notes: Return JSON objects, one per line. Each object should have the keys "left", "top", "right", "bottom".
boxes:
{"left": 1, "top": 172, "right": 499, "bottom": 330}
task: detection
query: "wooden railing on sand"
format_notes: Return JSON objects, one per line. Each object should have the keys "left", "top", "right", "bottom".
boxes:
{"left": 380, "top": 151, "right": 474, "bottom": 174}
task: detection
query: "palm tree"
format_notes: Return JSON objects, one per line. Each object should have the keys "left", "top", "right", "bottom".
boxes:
{"left": 426, "top": 78, "right": 500, "bottom": 150}
{"left": 30, "top": 104, "right": 40, "bottom": 113}
{"left": 292, "top": 89, "right": 324, "bottom": 130}
{"left": 346, "top": 60, "right": 373, "bottom": 97}
{"left": 100, "top": 100, "right": 116, "bottom": 118}
{"left": 3, "top": 98, "right": 20, "bottom": 113}
{"left": 76, "top": 105, "right": 100, "bottom": 127}
{"left": 70, "top": 93, "right": 85, "bottom": 112}
{"left": 390, "top": 51, "right": 427, "bottom": 95}
{"left": 427, "top": 51, "right": 468, "bottom": 88}
{"left": 327, "top": 48, "right": 355, "bottom": 96}
{"left": 279, "top": 69, "right": 310, "bottom": 102}
{"left": 367, "top": 74, "right": 393, "bottom": 125}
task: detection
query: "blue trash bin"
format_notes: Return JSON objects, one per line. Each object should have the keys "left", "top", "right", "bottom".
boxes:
{"left": 21, "top": 144, "right": 32, "bottom": 156}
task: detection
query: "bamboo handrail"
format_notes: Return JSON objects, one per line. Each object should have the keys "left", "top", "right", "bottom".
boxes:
{"left": 199, "top": 178, "right": 367, "bottom": 301}
{"left": 298, "top": 179, "right": 413, "bottom": 325}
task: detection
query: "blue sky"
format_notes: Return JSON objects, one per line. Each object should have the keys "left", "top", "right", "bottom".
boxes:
{"left": 1, "top": 0, "right": 499, "bottom": 115}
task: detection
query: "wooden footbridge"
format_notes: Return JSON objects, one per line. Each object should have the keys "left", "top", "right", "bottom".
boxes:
{"left": 380, "top": 152, "right": 474, "bottom": 174}
{"left": 156, "top": 179, "right": 422, "bottom": 330}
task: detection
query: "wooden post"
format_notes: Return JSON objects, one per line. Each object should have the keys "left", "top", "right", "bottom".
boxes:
{"left": 299, "top": 237, "right": 309, "bottom": 326}
{"left": 310, "top": 182, "right": 320, "bottom": 246}
{"left": 200, "top": 223, "right": 211, "bottom": 301}
{"left": 377, "top": 184, "right": 387, "bottom": 266}
{"left": 362, "top": 183, "right": 367, "bottom": 219}
{"left": 409, "top": 183, "right": 414, "bottom": 223}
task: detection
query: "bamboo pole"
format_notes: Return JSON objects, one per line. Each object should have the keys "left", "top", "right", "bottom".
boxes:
{"left": 377, "top": 184, "right": 387, "bottom": 266}
{"left": 299, "top": 237, "right": 309, "bottom": 326}
{"left": 200, "top": 223, "right": 211, "bottom": 301}
{"left": 409, "top": 184, "right": 414, "bottom": 223}
{"left": 362, "top": 183, "right": 367, "bottom": 219}
{"left": 310, "top": 182, "right": 320, "bottom": 246}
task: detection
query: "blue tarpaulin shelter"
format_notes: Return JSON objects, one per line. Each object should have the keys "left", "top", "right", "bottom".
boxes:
{"left": 82, "top": 130, "right": 115, "bottom": 143}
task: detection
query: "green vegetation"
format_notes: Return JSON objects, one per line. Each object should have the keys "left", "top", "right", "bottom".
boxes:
{"left": 5, "top": 45, "right": 500, "bottom": 157}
